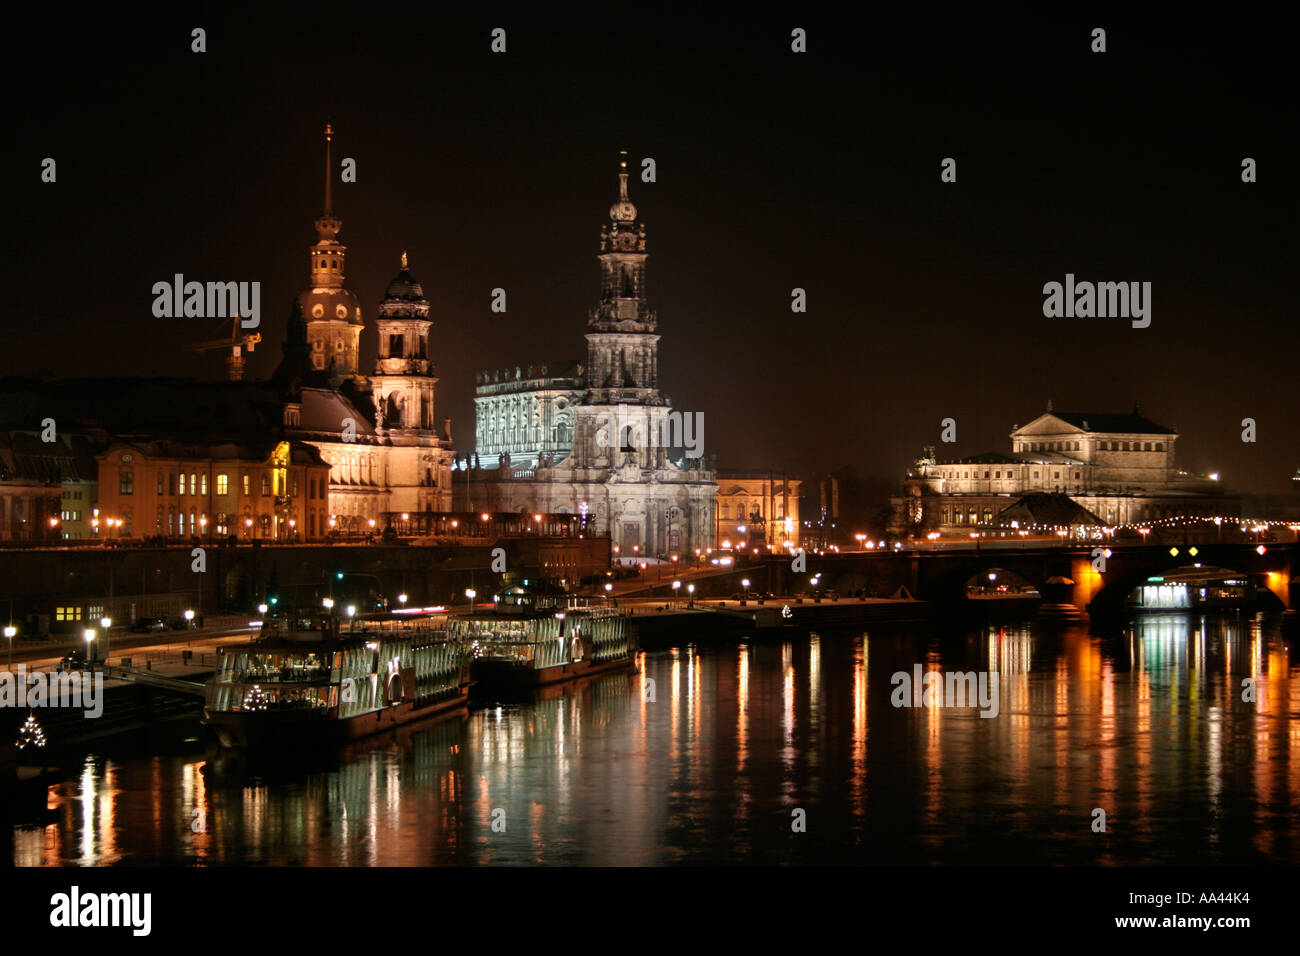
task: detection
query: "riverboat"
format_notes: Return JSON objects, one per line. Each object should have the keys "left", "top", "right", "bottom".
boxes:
{"left": 448, "top": 598, "right": 636, "bottom": 689}
{"left": 202, "top": 610, "right": 472, "bottom": 748}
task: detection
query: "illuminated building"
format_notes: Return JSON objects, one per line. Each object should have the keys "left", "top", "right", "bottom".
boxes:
{"left": 893, "top": 404, "right": 1239, "bottom": 536}
{"left": 716, "top": 473, "right": 801, "bottom": 550}
{"left": 468, "top": 153, "right": 718, "bottom": 557}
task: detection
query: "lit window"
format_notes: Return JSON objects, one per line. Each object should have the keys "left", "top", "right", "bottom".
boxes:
{"left": 200, "top": 475, "right": 208, "bottom": 495}
{"left": 243, "top": 474, "right": 250, "bottom": 495}
{"left": 216, "top": 474, "right": 228, "bottom": 496}
{"left": 55, "top": 607, "right": 82, "bottom": 622}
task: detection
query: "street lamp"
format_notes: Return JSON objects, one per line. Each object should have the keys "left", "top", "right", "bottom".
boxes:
{"left": 4, "top": 625, "right": 15, "bottom": 671}
{"left": 346, "top": 605, "right": 356, "bottom": 618}
{"left": 465, "top": 588, "right": 477, "bottom": 609}
{"left": 672, "top": 580, "right": 681, "bottom": 607}
{"left": 100, "top": 617, "right": 112, "bottom": 662}
{"left": 184, "top": 609, "right": 195, "bottom": 628}
{"left": 397, "top": 593, "right": 408, "bottom": 605}
{"left": 323, "top": 597, "right": 335, "bottom": 610}
{"left": 741, "top": 578, "right": 751, "bottom": 602}
{"left": 687, "top": 583, "right": 696, "bottom": 608}
{"left": 84, "top": 627, "right": 96, "bottom": 672}
{"left": 258, "top": 603, "right": 268, "bottom": 615}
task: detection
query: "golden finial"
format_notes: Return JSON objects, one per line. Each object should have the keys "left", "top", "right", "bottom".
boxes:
{"left": 325, "top": 122, "right": 334, "bottom": 141}
{"left": 400, "top": 250, "right": 408, "bottom": 269}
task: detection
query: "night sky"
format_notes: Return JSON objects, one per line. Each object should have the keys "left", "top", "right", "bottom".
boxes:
{"left": 7, "top": 7, "right": 1296, "bottom": 492}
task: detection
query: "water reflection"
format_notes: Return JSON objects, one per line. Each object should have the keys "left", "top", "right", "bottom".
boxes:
{"left": 16, "top": 613, "right": 1300, "bottom": 865}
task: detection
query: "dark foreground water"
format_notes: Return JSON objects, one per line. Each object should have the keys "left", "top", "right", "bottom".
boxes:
{"left": 14, "top": 613, "right": 1300, "bottom": 865}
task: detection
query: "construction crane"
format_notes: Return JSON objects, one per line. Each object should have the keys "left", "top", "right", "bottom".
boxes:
{"left": 186, "top": 315, "right": 262, "bottom": 381}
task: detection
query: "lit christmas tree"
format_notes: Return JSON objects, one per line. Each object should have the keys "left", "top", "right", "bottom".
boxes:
{"left": 242, "top": 685, "right": 269, "bottom": 711}
{"left": 16, "top": 711, "right": 46, "bottom": 764}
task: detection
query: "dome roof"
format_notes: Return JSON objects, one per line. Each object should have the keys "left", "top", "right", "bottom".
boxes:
{"left": 297, "top": 288, "right": 364, "bottom": 326}
{"left": 384, "top": 268, "right": 425, "bottom": 302}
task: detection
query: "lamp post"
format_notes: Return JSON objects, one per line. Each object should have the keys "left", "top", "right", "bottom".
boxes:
{"left": 4, "top": 625, "right": 15, "bottom": 671}
{"left": 687, "top": 583, "right": 696, "bottom": 608}
{"left": 672, "top": 580, "right": 681, "bottom": 608}
{"left": 83, "top": 627, "right": 96, "bottom": 674}
{"left": 100, "top": 617, "right": 112, "bottom": 665}
{"left": 465, "top": 588, "right": 477, "bottom": 611}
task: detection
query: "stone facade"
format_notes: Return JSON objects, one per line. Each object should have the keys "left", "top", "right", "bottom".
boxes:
{"left": 95, "top": 439, "right": 331, "bottom": 541}
{"left": 470, "top": 153, "right": 718, "bottom": 558}
{"left": 716, "top": 474, "right": 801, "bottom": 551}
{"left": 894, "top": 407, "right": 1238, "bottom": 536}
{"left": 270, "top": 130, "right": 458, "bottom": 532}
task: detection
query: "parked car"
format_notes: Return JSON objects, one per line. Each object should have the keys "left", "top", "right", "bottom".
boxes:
{"left": 131, "top": 617, "right": 167, "bottom": 633}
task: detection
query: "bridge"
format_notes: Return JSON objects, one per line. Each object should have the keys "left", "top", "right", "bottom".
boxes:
{"left": 738, "top": 541, "right": 1299, "bottom": 627}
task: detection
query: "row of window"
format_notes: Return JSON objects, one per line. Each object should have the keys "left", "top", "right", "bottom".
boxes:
{"left": 118, "top": 471, "right": 328, "bottom": 499}
{"left": 941, "top": 469, "right": 1082, "bottom": 481}
{"left": 718, "top": 502, "right": 789, "bottom": 520}
{"left": 1016, "top": 439, "right": 1164, "bottom": 453}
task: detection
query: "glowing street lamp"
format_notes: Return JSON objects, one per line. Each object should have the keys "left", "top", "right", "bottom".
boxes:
{"left": 397, "top": 593, "right": 408, "bottom": 605}
{"left": 4, "top": 625, "right": 16, "bottom": 670}
{"left": 323, "top": 597, "right": 335, "bottom": 610}
{"left": 258, "top": 603, "right": 268, "bottom": 615}
{"left": 346, "top": 605, "right": 356, "bottom": 618}
{"left": 84, "top": 627, "right": 96, "bottom": 672}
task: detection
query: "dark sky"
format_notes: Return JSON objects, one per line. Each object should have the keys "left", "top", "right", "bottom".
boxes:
{"left": 7, "top": 7, "right": 1296, "bottom": 493}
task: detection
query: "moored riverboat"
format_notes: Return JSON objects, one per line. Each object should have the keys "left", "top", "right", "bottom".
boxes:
{"left": 202, "top": 610, "right": 472, "bottom": 748}
{"left": 449, "top": 599, "right": 637, "bottom": 689}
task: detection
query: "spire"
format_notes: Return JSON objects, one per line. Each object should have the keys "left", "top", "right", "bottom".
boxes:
{"left": 314, "top": 123, "right": 341, "bottom": 242}
{"left": 609, "top": 149, "right": 637, "bottom": 223}
{"left": 400, "top": 250, "right": 408, "bottom": 270}
{"left": 323, "top": 123, "right": 334, "bottom": 217}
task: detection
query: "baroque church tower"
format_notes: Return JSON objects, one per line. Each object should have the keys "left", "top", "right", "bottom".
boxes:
{"left": 585, "top": 150, "right": 658, "bottom": 400}
{"left": 371, "top": 253, "right": 455, "bottom": 513}
{"left": 301, "top": 124, "right": 364, "bottom": 378}
{"left": 472, "top": 151, "right": 717, "bottom": 557}
{"left": 570, "top": 151, "right": 673, "bottom": 474}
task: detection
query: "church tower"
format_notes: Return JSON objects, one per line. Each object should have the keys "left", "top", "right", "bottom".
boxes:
{"left": 371, "top": 253, "right": 456, "bottom": 513}
{"left": 570, "top": 151, "right": 672, "bottom": 473}
{"left": 300, "top": 124, "right": 364, "bottom": 377}
{"left": 584, "top": 151, "right": 660, "bottom": 402}
{"left": 372, "top": 252, "right": 436, "bottom": 432}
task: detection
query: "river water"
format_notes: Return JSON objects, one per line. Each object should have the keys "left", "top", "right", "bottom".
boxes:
{"left": 13, "top": 613, "right": 1299, "bottom": 865}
